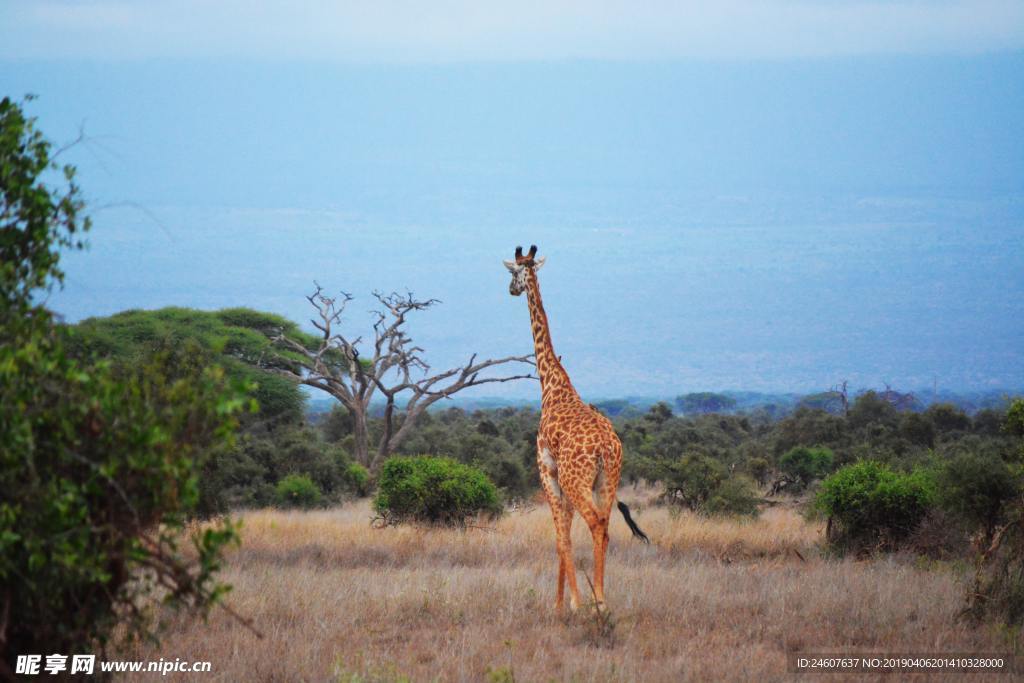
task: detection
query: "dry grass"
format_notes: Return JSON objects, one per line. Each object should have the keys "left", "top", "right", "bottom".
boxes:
{"left": 118, "top": 497, "right": 1022, "bottom": 682}
{"left": 642, "top": 504, "right": 820, "bottom": 563}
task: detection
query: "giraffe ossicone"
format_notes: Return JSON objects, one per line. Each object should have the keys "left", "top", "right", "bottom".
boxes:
{"left": 504, "top": 244, "right": 648, "bottom": 612}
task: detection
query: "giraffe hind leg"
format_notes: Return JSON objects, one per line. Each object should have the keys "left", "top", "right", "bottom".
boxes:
{"left": 564, "top": 470, "right": 612, "bottom": 609}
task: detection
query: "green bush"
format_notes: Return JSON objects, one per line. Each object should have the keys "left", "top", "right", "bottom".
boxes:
{"left": 816, "top": 461, "right": 935, "bottom": 552}
{"left": 934, "top": 452, "right": 1021, "bottom": 541}
{"left": 275, "top": 474, "right": 323, "bottom": 508}
{"left": 779, "top": 446, "right": 834, "bottom": 489}
{"left": 661, "top": 454, "right": 725, "bottom": 511}
{"left": 374, "top": 456, "right": 502, "bottom": 525}
{"left": 659, "top": 454, "right": 759, "bottom": 516}
{"left": 481, "top": 454, "right": 530, "bottom": 498}
{"left": 848, "top": 391, "right": 899, "bottom": 430}
{"left": 926, "top": 403, "right": 972, "bottom": 434}
{"left": 705, "top": 475, "right": 761, "bottom": 517}
{"left": 964, "top": 410, "right": 1024, "bottom": 626}
{"left": 197, "top": 439, "right": 273, "bottom": 513}
{"left": 772, "top": 407, "right": 847, "bottom": 456}
{"left": 321, "top": 404, "right": 354, "bottom": 442}
{"left": 899, "top": 412, "right": 936, "bottom": 448}
{"left": 197, "top": 427, "right": 363, "bottom": 513}
{"left": 344, "top": 462, "right": 371, "bottom": 497}
{"left": 1007, "top": 399, "right": 1024, "bottom": 458}
{"left": 746, "top": 457, "right": 770, "bottom": 487}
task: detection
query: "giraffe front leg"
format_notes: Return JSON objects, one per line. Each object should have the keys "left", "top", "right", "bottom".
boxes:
{"left": 548, "top": 498, "right": 573, "bottom": 612}
{"left": 556, "top": 545, "right": 566, "bottom": 609}
{"left": 539, "top": 439, "right": 578, "bottom": 612}
{"left": 557, "top": 496, "right": 580, "bottom": 611}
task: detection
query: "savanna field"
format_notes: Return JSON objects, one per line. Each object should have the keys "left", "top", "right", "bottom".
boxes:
{"left": 5, "top": 22, "right": 1024, "bottom": 683}
{"left": 119, "top": 493, "right": 1021, "bottom": 682}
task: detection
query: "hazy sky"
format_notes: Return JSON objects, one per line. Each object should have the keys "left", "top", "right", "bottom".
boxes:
{"left": 2, "top": 3, "right": 1022, "bottom": 399}
{"left": 3, "top": 1, "right": 1024, "bottom": 61}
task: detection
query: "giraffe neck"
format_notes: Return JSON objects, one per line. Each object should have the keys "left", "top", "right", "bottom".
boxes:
{"left": 524, "top": 269, "right": 579, "bottom": 409}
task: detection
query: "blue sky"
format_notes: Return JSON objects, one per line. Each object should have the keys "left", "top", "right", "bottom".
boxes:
{"left": 1, "top": 2, "right": 1022, "bottom": 398}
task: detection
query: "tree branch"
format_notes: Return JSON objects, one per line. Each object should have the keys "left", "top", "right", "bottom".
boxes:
{"left": 261, "top": 284, "right": 535, "bottom": 467}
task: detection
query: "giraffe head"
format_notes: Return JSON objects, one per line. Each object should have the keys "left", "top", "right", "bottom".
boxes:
{"left": 503, "top": 245, "right": 546, "bottom": 296}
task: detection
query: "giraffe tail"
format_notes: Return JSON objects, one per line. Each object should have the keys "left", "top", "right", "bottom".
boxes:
{"left": 617, "top": 501, "right": 650, "bottom": 544}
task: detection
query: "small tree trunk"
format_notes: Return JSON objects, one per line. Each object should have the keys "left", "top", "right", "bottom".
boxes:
{"left": 372, "top": 395, "right": 396, "bottom": 472}
{"left": 351, "top": 405, "right": 371, "bottom": 467}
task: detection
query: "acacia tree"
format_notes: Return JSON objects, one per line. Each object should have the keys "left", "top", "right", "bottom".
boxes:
{"left": 267, "top": 284, "right": 534, "bottom": 469}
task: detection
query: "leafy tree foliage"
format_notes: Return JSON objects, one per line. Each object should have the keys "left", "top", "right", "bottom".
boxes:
{"left": 285, "top": 384, "right": 1024, "bottom": 542}
{"left": 345, "top": 461, "right": 371, "bottom": 497}
{"left": 67, "top": 307, "right": 310, "bottom": 427}
{"left": 899, "top": 412, "right": 935, "bottom": 448}
{"left": 779, "top": 446, "right": 835, "bottom": 490}
{"left": 0, "top": 95, "right": 88, "bottom": 313}
{"left": 320, "top": 404, "right": 355, "bottom": 442}
{"left": 390, "top": 407, "right": 538, "bottom": 499}
{"left": 199, "top": 426, "right": 367, "bottom": 513}
{"left": 0, "top": 97, "right": 245, "bottom": 671}
{"left": 847, "top": 391, "right": 900, "bottom": 431}
{"left": 935, "top": 452, "right": 1020, "bottom": 542}
{"left": 772, "top": 407, "right": 848, "bottom": 458}
{"left": 660, "top": 454, "right": 726, "bottom": 511}
{"left": 746, "top": 457, "right": 771, "bottom": 487}
{"left": 925, "top": 402, "right": 972, "bottom": 435}
{"left": 1006, "top": 399, "right": 1024, "bottom": 439}
{"left": 704, "top": 476, "right": 761, "bottom": 517}
{"left": 644, "top": 401, "right": 674, "bottom": 424}
{"left": 963, "top": 406, "right": 1024, "bottom": 626}
{"left": 64, "top": 308, "right": 375, "bottom": 515}
{"left": 971, "top": 408, "right": 1006, "bottom": 438}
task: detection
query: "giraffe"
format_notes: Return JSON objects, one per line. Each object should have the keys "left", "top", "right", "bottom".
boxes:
{"left": 503, "top": 245, "right": 648, "bottom": 612}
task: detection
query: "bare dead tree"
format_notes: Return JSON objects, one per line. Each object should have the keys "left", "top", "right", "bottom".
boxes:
{"left": 266, "top": 283, "right": 535, "bottom": 469}
{"left": 881, "top": 381, "right": 917, "bottom": 412}
{"left": 830, "top": 379, "right": 850, "bottom": 416}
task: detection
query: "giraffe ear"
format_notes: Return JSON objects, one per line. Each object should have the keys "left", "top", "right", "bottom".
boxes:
{"left": 532, "top": 256, "right": 546, "bottom": 271}
{"left": 503, "top": 259, "right": 520, "bottom": 272}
